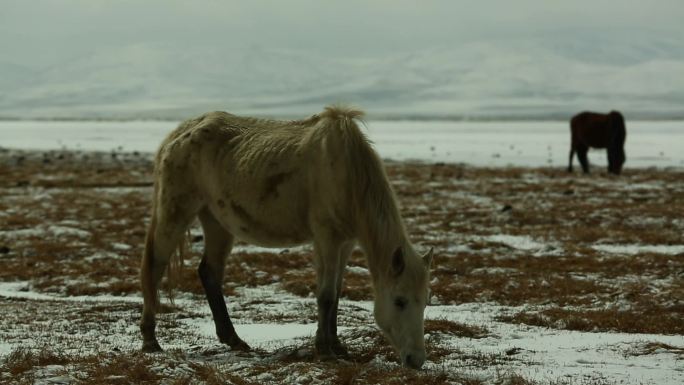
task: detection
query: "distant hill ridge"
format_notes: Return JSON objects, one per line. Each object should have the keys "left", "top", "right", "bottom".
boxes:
{"left": 2, "top": 33, "right": 683, "bottom": 120}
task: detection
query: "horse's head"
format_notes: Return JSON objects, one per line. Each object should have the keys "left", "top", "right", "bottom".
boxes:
{"left": 608, "top": 111, "right": 626, "bottom": 175}
{"left": 374, "top": 246, "right": 433, "bottom": 369}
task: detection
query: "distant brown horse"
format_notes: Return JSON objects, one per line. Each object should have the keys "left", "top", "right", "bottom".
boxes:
{"left": 568, "top": 111, "right": 626, "bottom": 175}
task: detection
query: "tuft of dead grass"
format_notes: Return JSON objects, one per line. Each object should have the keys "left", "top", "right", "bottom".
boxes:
{"left": 189, "top": 363, "right": 261, "bottom": 385}
{"left": 0, "top": 347, "right": 69, "bottom": 377}
{"left": 626, "top": 341, "right": 684, "bottom": 358}
{"left": 332, "top": 363, "right": 451, "bottom": 385}
{"left": 425, "top": 318, "right": 489, "bottom": 339}
{"left": 497, "top": 303, "right": 684, "bottom": 334}
{"left": 75, "top": 352, "right": 161, "bottom": 385}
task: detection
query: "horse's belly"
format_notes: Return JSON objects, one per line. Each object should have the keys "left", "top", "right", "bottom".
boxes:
{"left": 229, "top": 204, "right": 311, "bottom": 247}
{"left": 210, "top": 186, "right": 312, "bottom": 247}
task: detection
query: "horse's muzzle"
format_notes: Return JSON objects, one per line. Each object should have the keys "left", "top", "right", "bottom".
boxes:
{"left": 402, "top": 351, "right": 426, "bottom": 369}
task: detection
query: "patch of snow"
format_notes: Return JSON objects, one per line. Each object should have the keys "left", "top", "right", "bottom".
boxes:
{"left": 593, "top": 244, "right": 684, "bottom": 255}
{"left": 621, "top": 182, "right": 665, "bottom": 191}
{"left": 46, "top": 225, "right": 91, "bottom": 238}
{"left": 1, "top": 279, "right": 683, "bottom": 384}
{"left": 470, "top": 267, "right": 519, "bottom": 275}
{"left": 0, "top": 228, "right": 43, "bottom": 238}
{"left": 346, "top": 266, "right": 370, "bottom": 275}
{"left": 0, "top": 342, "right": 13, "bottom": 355}
{"left": 111, "top": 242, "right": 132, "bottom": 251}
{"left": 426, "top": 303, "right": 684, "bottom": 385}
{"left": 182, "top": 319, "right": 326, "bottom": 348}
{"left": 84, "top": 251, "right": 122, "bottom": 262}
{"left": 0, "top": 225, "right": 90, "bottom": 239}
{"left": 444, "top": 244, "right": 473, "bottom": 254}
{"left": 57, "top": 220, "right": 81, "bottom": 227}
{"left": 231, "top": 244, "right": 312, "bottom": 255}
{"left": 483, "top": 234, "right": 547, "bottom": 251}
{"left": 0, "top": 281, "right": 142, "bottom": 304}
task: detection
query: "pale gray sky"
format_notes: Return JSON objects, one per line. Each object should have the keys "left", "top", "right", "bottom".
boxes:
{"left": 1, "top": 0, "right": 682, "bottom": 68}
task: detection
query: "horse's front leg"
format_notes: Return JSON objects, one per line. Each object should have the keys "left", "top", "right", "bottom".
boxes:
{"left": 197, "top": 209, "right": 250, "bottom": 352}
{"left": 312, "top": 230, "right": 350, "bottom": 360}
{"left": 329, "top": 241, "right": 354, "bottom": 357}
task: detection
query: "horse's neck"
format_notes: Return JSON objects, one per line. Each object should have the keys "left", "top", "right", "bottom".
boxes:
{"left": 339, "top": 131, "right": 408, "bottom": 282}
{"left": 356, "top": 189, "right": 408, "bottom": 281}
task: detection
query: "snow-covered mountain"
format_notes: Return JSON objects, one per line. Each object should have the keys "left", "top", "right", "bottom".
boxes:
{"left": 1, "top": 32, "right": 683, "bottom": 120}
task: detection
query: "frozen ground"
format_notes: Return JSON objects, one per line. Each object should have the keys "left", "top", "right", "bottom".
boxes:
{"left": 0, "top": 282, "right": 682, "bottom": 385}
{"left": 0, "top": 119, "right": 682, "bottom": 168}
{"left": 0, "top": 149, "right": 682, "bottom": 384}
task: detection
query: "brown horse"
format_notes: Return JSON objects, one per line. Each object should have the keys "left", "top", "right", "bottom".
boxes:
{"left": 140, "top": 106, "right": 433, "bottom": 369}
{"left": 568, "top": 111, "right": 626, "bottom": 175}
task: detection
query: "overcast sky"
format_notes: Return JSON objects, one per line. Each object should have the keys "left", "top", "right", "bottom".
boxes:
{"left": 1, "top": 0, "right": 683, "bottom": 68}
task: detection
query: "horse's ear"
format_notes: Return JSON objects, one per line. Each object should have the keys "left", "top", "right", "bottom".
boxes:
{"left": 391, "top": 247, "right": 405, "bottom": 277}
{"left": 423, "top": 247, "right": 434, "bottom": 269}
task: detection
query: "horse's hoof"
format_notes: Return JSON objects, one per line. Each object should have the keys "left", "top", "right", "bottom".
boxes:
{"left": 331, "top": 340, "right": 349, "bottom": 358}
{"left": 231, "top": 340, "right": 251, "bottom": 352}
{"left": 315, "top": 344, "right": 338, "bottom": 362}
{"left": 142, "top": 340, "right": 163, "bottom": 353}
{"left": 316, "top": 351, "right": 337, "bottom": 362}
{"left": 223, "top": 336, "right": 251, "bottom": 352}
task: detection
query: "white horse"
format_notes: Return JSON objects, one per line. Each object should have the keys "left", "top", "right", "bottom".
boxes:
{"left": 140, "top": 105, "right": 433, "bottom": 368}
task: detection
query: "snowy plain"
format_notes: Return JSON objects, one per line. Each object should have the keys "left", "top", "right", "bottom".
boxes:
{"left": 0, "top": 280, "right": 682, "bottom": 385}
{"left": 0, "top": 120, "right": 683, "bottom": 384}
{"left": 0, "top": 119, "right": 683, "bottom": 168}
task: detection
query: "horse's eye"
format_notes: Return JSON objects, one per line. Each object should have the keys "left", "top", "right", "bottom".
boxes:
{"left": 394, "top": 297, "right": 408, "bottom": 310}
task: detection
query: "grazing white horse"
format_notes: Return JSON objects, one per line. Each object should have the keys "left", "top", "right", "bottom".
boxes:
{"left": 140, "top": 105, "right": 434, "bottom": 368}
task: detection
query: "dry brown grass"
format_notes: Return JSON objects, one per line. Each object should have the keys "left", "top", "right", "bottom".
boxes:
{"left": 498, "top": 303, "right": 684, "bottom": 334}
{"left": 425, "top": 318, "right": 489, "bottom": 339}
{"left": 0, "top": 347, "right": 69, "bottom": 377}
{"left": 188, "top": 363, "right": 262, "bottom": 385}
{"left": 627, "top": 342, "right": 684, "bottom": 358}
{"left": 1, "top": 150, "right": 683, "bottom": 384}
{"left": 75, "top": 352, "right": 161, "bottom": 385}
{"left": 332, "top": 364, "right": 451, "bottom": 385}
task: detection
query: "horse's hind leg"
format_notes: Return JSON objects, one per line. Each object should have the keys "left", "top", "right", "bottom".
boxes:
{"left": 197, "top": 208, "right": 250, "bottom": 351}
{"left": 140, "top": 200, "right": 197, "bottom": 352}
{"left": 576, "top": 144, "right": 590, "bottom": 174}
{"left": 567, "top": 146, "right": 575, "bottom": 172}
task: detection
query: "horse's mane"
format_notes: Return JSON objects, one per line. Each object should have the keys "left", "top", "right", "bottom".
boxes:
{"left": 316, "top": 106, "right": 409, "bottom": 278}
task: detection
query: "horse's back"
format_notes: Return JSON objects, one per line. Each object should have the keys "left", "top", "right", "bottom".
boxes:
{"left": 152, "top": 107, "right": 369, "bottom": 247}
{"left": 571, "top": 111, "right": 608, "bottom": 128}
{"left": 167, "top": 112, "right": 310, "bottom": 231}
{"left": 570, "top": 111, "right": 612, "bottom": 148}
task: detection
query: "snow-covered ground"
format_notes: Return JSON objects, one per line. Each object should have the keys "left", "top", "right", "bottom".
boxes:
{"left": 0, "top": 138, "right": 682, "bottom": 384}
{"left": 0, "top": 119, "right": 682, "bottom": 168}
{"left": 0, "top": 281, "right": 682, "bottom": 384}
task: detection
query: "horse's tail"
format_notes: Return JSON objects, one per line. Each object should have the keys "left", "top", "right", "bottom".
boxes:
{"left": 165, "top": 231, "right": 188, "bottom": 304}
{"left": 141, "top": 156, "right": 189, "bottom": 312}
{"left": 568, "top": 119, "right": 576, "bottom": 172}
{"left": 141, "top": 190, "right": 160, "bottom": 313}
